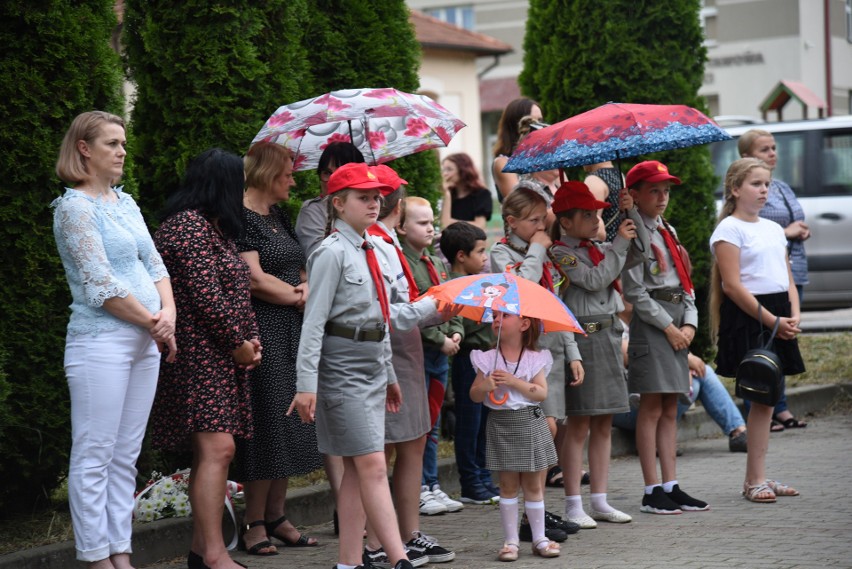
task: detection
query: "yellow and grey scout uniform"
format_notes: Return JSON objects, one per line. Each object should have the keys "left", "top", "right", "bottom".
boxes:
{"left": 621, "top": 212, "right": 697, "bottom": 394}
{"left": 296, "top": 219, "right": 425, "bottom": 456}
{"left": 294, "top": 195, "right": 327, "bottom": 259}
{"left": 551, "top": 209, "right": 648, "bottom": 415}
{"left": 490, "top": 233, "right": 581, "bottom": 419}
{"left": 371, "top": 221, "right": 433, "bottom": 443}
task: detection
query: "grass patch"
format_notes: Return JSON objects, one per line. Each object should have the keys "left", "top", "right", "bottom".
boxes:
{"left": 792, "top": 332, "right": 852, "bottom": 387}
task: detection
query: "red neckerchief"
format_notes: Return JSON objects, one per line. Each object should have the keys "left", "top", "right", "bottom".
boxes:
{"left": 500, "top": 237, "right": 555, "bottom": 293}
{"left": 362, "top": 240, "right": 392, "bottom": 329}
{"left": 367, "top": 224, "right": 419, "bottom": 302}
{"left": 578, "top": 239, "right": 622, "bottom": 293}
{"left": 658, "top": 225, "right": 695, "bottom": 297}
{"left": 420, "top": 254, "right": 441, "bottom": 287}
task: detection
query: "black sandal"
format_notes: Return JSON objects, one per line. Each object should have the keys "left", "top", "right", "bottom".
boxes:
{"left": 238, "top": 520, "right": 278, "bottom": 556}
{"left": 545, "top": 465, "right": 563, "bottom": 487}
{"left": 265, "top": 514, "right": 318, "bottom": 547}
{"left": 774, "top": 414, "right": 808, "bottom": 429}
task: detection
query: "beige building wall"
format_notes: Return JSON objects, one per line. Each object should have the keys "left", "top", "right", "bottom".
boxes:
{"left": 419, "top": 48, "right": 487, "bottom": 177}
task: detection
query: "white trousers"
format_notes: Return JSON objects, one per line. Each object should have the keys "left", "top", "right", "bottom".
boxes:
{"left": 65, "top": 326, "right": 159, "bottom": 562}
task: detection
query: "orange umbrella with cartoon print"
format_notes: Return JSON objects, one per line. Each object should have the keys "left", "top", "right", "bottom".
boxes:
{"left": 418, "top": 272, "right": 584, "bottom": 405}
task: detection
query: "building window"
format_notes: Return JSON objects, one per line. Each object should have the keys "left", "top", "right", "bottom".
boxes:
{"left": 846, "top": 0, "right": 852, "bottom": 43}
{"left": 426, "top": 5, "right": 475, "bottom": 30}
{"left": 700, "top": 0, "right": 718, "bottom": 47}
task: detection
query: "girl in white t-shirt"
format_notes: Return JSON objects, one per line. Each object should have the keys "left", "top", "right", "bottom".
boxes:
{"left": 709, "top": 157, "right": 804, "bottom": 504}
{"left": 470, "top": 311, "right": 560, "bottom": 562}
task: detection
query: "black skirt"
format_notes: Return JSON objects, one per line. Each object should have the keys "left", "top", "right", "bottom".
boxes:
{"left": 715, "top": 291, "right": 805, "bottom": 377}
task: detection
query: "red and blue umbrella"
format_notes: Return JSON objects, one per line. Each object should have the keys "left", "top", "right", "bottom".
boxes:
{"left": 503, "top": 102, "right": 731, "bottom": 174}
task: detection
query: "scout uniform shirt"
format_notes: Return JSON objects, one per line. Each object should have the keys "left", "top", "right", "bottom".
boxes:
{"left": 296, "top": 219, "right": 396, "bottom": 394}
{"left": 295, "top": 195, "right": 327, "bottom": 259}
{"left": 621, "top": 212, "right": 698, "bottom": 331}
{"left": 552, "top": 208, "right": 649, "bottom": 318}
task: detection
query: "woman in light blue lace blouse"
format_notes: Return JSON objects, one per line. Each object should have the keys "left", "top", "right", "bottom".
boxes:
{"left": 52, "top": 111, "right": 176, "bottom": 569}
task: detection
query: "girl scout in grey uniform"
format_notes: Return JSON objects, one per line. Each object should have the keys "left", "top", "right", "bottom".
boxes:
{"left": 550, "top": 180, "right": 648, "bottom": 528}
{"left": 621, "top": 160, "right": 709, "bottom": 516}
{"left": 490, "top": 188, "right": 583, "bottom": 426}
{"left": 292, "top": 162, "right": 424, "bottom": 569}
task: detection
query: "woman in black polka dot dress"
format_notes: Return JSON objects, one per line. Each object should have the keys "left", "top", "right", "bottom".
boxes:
{"left": 236, "top": 143, "right": 323, "bottom": 555}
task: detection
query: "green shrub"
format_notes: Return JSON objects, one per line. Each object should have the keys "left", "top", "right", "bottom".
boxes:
{"left": 0, "top": 0, "right": 125, "bottom": 515}
{"left": 520, "top": 0, "right": 716, "bottom": 355}
{"left": 123, "top": 0, "right": 315, "bottom": 219}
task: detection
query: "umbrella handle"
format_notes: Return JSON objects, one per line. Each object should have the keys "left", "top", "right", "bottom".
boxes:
{"left": 489, "top": 391, "right": 509, "bottom": 405}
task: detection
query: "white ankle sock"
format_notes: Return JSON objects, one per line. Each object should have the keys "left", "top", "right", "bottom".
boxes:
{"left": 564, "top": 494, "right": 585, "bottom": 519}
{"left": 524, "top": 500, "right": 546, "bottom": 547}
{"left": 499, "top": 496, "right": 519, "bottom": 545}
{"left": 337, "top": 565, "right": 357, "bottom": 569}
{"left": 590, "top": 492, "right": 615, "bottom": 514}
{"left": 644, "top": 484, "right": 660, "bottom": 495}
{"left": 662, "top": 480, "right": 678, "bottom": 493}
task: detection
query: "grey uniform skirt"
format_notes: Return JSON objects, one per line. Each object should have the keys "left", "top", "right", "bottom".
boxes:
{"left": 539, "top": 332, "right": 566, "bottom": 419}
{"left": 385, "top": 328, "right": 430, "bottom": 443}
{"left": 566, "top": 318, "right": 629, "bottom": 415}
{"left": 316, "top": 334, "right": 387, "bottom": 456}
{"left": 486, "top": 406, "right": 557, "bottom": 472}
{"left": 627, "top": 299, "right": 689, "bottom": 394}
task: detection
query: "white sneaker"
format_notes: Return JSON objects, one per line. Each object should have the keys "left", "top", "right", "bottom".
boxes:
{"left": 429, "top": 484, "right": 464, "bottom": 512}
{"left": 419, "top": 486, "right": 448, "bottom": 515}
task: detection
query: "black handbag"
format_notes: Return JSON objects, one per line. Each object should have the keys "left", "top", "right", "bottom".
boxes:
{"left": 735, "top": 306, "right": 783, "bottom": 406}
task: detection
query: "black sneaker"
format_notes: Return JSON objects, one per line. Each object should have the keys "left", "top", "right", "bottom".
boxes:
{"left": 519, "top": 514, "right": 568, "bottom": 542}
{"left": 665, "top": 484, "right": 710, "bottom": 511}
{"left": 406, "top": 531, "right": 455, "bottom": 563}
{"left": 544, "top": 510, "right": 581, "bottom": 534}
{"left": 393, "top": 561, "right": 415, "bottom": 569}
{"left": 364, "top": 547, "right": 427, "bottom": 569}
{"left": 640, "top": 486, "right": 682, "bottom": 515}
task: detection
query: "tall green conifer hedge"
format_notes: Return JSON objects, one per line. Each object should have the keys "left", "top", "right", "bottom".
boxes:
{"left": 0, "top": 0, "right": 125, "bottom": 514}
{"left": 123, "top": 0, "right": 315, "bottom": 217}
{"left": 520, "top": 0, "right": 716, "bottom": 354}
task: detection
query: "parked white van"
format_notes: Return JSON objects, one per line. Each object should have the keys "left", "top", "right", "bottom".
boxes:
{"left": 710, "top": 116, "right": 852, "bottom": 309}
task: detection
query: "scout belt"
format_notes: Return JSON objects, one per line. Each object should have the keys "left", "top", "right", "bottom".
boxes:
{"left": 325, "top": 322, "right": 386, "bottom": 342}
{"left": 577, "top": 314, "right": 616, "bottom": 334}
{"left": 650, "top": 289, "right": 685, "bottom": 304}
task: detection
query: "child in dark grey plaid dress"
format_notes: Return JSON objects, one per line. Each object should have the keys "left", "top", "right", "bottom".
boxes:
{"left": 470, "top": 312, "right": 564, "bottom": 561}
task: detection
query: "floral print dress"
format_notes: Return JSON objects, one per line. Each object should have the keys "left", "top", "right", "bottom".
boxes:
{"left": 150, "top": 209, "right": 258, "bottom": 450}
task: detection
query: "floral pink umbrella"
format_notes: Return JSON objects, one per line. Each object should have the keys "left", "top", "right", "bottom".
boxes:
{"left": 251, "top": 88, "right": 466, "bottom": 171}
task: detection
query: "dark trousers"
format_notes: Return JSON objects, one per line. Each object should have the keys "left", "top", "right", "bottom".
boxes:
{"left": 452, "top": 347, "right": 492, "bottom": 491}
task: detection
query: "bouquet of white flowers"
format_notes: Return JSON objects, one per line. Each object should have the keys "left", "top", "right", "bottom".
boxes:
{"left": 133, "top": 469, "right": 192, "bottom": 522}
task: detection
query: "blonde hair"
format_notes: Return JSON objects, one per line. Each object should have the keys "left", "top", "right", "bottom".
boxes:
{"left": 737, "top": 128, "right": 773, "bottom": 157}
{"left": 709, "top": 157, "right": 772, "bottom": 340}
{"left": 501, "top": 187, "right": 547, "bottom": 238}
{"left": 56, "top": 111, "right": 125, "bottom": 185}
{"left": 245, "top": 142, "right": 293, "bottom": 191}
{"left": 399, "top": 196, "right": 432, "bottom": 229}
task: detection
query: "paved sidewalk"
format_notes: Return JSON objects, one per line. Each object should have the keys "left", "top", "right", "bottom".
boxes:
{"left": 141, "top": 413, "right": 852, "bottom": 569}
